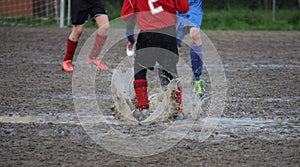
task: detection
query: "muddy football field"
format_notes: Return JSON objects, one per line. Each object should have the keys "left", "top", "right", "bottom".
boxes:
{"left": 0, "top": 27, "right": 299, "bottom": 166}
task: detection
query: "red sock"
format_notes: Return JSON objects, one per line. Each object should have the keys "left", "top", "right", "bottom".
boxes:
{"left": 134, "top": 79, "right": 149, "bottom": 111}
{"left": 175, "top": 84, "right": 183, "bottom": 114}
{"left": 90, "top": 34, "right": 107, "bottom": 58}
{"left": 63, "top": 39, "right": 78, "bottom": 61}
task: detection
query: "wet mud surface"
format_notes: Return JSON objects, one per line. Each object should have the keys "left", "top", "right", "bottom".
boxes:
{"left": 0, "top": 27, "right": 299, "bottom": 166}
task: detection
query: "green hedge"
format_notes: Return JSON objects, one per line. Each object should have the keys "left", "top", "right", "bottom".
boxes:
{"left": 202, "top": 0, "right": 299, "bottom": 10}
{"left": 202, "top": 9, "right": 300, "bottom": 30}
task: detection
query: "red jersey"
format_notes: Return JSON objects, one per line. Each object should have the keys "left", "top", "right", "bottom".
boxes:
{"left": 122, "top": 0, "right": 189, "bottom": 31}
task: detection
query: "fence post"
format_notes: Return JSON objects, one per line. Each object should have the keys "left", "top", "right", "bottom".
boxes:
{"left": 60, "top": 0, "right": 65, "bottom": 28}
{"left": 46, "top": 0, "right": 49, "bottom": 17}
{"left": 67, "top": 0, "right": 71, "bottom": 26}
{"left": 272, "top": 0, "right": 276, "bottom": 21}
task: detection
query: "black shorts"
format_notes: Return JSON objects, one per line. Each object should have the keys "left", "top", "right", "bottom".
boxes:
{"left": 71, "top": 0, "right": 107, "bottom": 25}
{"left": 134, "top": 26, "right": 179, "bottom": 77}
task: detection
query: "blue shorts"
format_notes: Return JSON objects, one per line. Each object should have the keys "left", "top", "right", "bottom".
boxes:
{"left": 176, "top": 0, "right": 203, "bottom": 42}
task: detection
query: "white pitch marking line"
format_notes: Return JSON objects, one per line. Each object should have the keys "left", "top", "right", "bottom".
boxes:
{"left": 1, "top": 115, "right": 299, "bottom": 129}
{"left": 1, "top": 60, "right": 299, "bottom": 69}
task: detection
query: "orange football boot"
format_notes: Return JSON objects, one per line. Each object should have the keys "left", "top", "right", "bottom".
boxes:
{"left": 87, "top": 57, "right": 109, "bottom": 70}
{"left": 62, "top": 60, "right": 74, "bottom": 72}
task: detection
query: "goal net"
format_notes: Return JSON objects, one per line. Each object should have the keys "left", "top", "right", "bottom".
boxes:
{"left": 0, "top": 0, "right": 69, "bottom": 27}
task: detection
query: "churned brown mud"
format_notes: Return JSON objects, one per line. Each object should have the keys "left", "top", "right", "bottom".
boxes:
{"left": 0, "top": 27, "right": 299, "bottom": 166}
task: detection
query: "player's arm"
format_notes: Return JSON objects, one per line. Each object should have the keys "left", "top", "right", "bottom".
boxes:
{"left": 175, "top": 0, "right": 190, "bottom": 14}
{"left": 121, "top": 0, "right": 137, "bottom": 31}
{"left": 121, "top": 0, "right": 136, "bottom": 21}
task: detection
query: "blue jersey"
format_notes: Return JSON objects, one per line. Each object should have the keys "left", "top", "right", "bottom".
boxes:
{"left": 187, "top": 0, "right": 203, "bottom": 27}
{"left": 176, "top": 0, "right": 203, "bottom": 42}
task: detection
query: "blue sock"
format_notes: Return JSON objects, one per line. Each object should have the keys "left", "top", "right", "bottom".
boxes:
{"left": 190, "top": 45, "right": 203, "bottom": 81}
{"left": 177, "top": 39, "right": 182, "bottom": 47}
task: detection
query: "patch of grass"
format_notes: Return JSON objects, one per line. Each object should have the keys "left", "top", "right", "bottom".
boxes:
{"left": 0, "top": 16, "right": 58, "bottom": 27}
{"left": 202, "top": 9, "right": 300, "bottom": 30}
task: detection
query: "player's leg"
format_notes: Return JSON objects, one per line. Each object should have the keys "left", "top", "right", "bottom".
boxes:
{"left": 62, "top": 26, "right": 83, "bottom": 72}
{"left": 65, "top": 25, "right": 84, "bottom": 60}
{"left": 156, "top": 26, "right": 179, "bottom": 86}
{"left": 133, "top": 68, "right": 149, "bottom": 116}
{"left": 158, "top": 26, "right": 185, "bottom": 120}
{"left": 189, "top": 27, "right": 205, "bottom": 98}
{"left": 158, "top": 69, "right": 174, "bottom": 86}
{"left": 175, "top": 15, "right": 189, "bottom": 47}
{"left": 62, "top": 0, "right": 87, "bottom": 72}
{"left": 184, "top": 0, "right": 205, "bottom": 98}
{"left": 189, "top": 27, "right": 202, "bottom": 79}
{"left": 133, "top": 64, "right": 150, "bottom": 119}
{"left": 132, "top": 31, "right": 158, "bottom": 119}
{"left": 87, "top": 4, "right": 110, "bottom": 70}
{"left": 160, "top": 58, "right": 184, "bottom": 120}
{"left": 95, "top": 14, "right": 110, "bottom": 36}
{"left": 62, "top": 0, "right": 89, "bottom": 72}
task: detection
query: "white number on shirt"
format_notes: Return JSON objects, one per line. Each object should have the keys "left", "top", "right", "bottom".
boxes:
{"left": 148, "top": 0, "right": 164, "bottom": 14}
